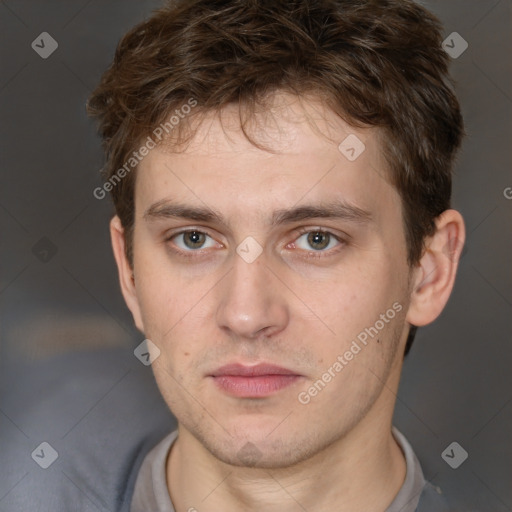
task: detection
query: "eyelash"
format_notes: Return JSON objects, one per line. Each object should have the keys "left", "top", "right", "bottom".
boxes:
{"left": 165, "top": 228, "right": 347, "bottom": 260}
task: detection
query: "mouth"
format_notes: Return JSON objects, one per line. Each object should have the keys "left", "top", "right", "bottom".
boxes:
{"left": 208, "top": 363, "right": 303, "bottom": 398}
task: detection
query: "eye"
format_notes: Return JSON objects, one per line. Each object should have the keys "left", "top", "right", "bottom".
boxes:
{"left": 292, "top": 229, "right": 344, "bottom": 254}
{"left": 169, "top": 230, "right": 218, "bottom": 251}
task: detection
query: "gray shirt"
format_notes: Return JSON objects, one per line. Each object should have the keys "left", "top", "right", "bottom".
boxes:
{"left": 130, "top": 426, "right": 450, "bottom": 512}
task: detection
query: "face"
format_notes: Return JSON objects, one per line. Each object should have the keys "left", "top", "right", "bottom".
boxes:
{"left": 121, "top": 94, "right": 416, "bottom": 468}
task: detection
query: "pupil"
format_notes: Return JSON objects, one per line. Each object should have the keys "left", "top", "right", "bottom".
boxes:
{"left": 185, "top": 231, "right": 205, "bottom": 249}
{"left": 308, "top": 231, "right": 329, "bottom": 250}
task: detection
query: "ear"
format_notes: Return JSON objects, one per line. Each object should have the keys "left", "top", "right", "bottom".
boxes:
{"left": 110, "top": 216, "right": 145, "bottom": 332}
{"left": 406, "top": 209, "right": 465, "bottom": 327}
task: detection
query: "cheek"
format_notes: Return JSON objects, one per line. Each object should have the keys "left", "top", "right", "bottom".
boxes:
{"left": 322, "top": 307, "right": 404, "bottom": 396}
{"left": 137, "top": 278, "right": 172, "bottom": 335}
{"left": 134, "top": 264, "right": 215, "bottom": 368}
{"left": 319, "top": 267, "right": 395, "bottom": 333}
{"left": 314, "top": 260, "right": 407, "bottom": 368}
{"left": 133, "top": 239, "right": 184, "bottom": 329}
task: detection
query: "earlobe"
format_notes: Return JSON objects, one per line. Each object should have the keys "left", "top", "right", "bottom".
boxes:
{"left": 110, "top": 216, "right": 145, "bottom": 332}
{"left": 406, "top": 209, "right": 465, "bottom": 328}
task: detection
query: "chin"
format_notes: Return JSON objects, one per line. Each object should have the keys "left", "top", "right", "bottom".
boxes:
{"left": 211, "top": 438, "right": 308, "bottom": 469}
{"left": 195, "top": 422, "right": 319, "bottom": 469}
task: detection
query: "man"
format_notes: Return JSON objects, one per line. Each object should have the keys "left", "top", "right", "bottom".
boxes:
{"left": 87, "top": 0, "right": 465, "bottom": 510}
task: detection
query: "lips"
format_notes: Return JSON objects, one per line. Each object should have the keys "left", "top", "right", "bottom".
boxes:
{"left": 210, "top": 363, "right": 299, "bottom": 377}
{"left": 209, "top": 363, "right": 302, "bottom": 398}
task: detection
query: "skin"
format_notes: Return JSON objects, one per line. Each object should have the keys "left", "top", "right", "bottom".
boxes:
{"left": 110, "top": 93, "right": 465, "bottom": 512}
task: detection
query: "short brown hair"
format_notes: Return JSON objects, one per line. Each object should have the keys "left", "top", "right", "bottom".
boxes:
{"left": 87, "top": 0, "right": 464, "bottom": 352}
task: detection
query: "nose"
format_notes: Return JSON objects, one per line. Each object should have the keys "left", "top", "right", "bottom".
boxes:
{"left": 215, "top": 250, "right": 290, "bottom": 340}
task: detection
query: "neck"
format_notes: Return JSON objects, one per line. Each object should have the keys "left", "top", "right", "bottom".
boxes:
{"left": 168, "top": 424, "right": 405, "bottom": 512}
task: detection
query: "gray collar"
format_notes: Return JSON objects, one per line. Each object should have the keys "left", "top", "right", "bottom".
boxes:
{"left": 385, "top": 426, "right": 426, "bottom": 512}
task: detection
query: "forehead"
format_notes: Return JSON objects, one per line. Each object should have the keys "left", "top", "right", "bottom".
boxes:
{"left": 134, "top": 92, "right": 397, "bottom": 227}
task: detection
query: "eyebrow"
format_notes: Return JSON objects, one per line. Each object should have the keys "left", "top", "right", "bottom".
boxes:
{"left": 143, "top": 199, "right": 373, "bottom": 227}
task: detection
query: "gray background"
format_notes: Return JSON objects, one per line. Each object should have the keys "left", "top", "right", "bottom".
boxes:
{"left": 0, "top": 0, "right": 510, "bottom": 510}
